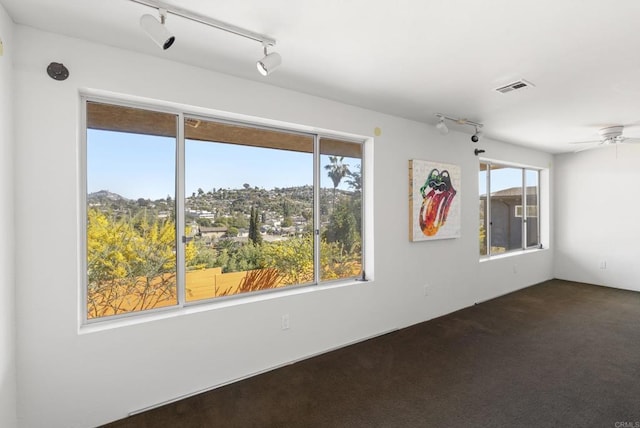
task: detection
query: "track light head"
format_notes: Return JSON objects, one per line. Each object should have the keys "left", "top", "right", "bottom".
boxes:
{"left": 257, "top": 45, "right": 281, "bottom": 76}
{"left": 471, "top": 127, "right": 482, "bottom": 143}
{"left": 140, "top": 10, "right": 175, "bottom": 50}
{"left": 435, "top": 116, "right": 449, "bottom": 135}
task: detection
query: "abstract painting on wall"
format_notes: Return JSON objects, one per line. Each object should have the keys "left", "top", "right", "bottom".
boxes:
{"left": 409, "top": 159, "right": 461, "bottom": 241}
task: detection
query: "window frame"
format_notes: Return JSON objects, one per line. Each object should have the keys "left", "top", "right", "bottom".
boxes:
{"left": 479, "top": 160, "right": 541, "bottom": 258}
{"left": 80, "top": 94, "right": 367, "bottom": 325}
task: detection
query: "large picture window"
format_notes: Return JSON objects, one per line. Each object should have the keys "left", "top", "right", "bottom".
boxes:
{"left": 83, "top": 98, "right": 364, "bottom": 321}
{"left": 479, "top": 162, "right": 539, "bottom": 257}
{"left": 85, "top": 103, "right": 178, "bottom": 319}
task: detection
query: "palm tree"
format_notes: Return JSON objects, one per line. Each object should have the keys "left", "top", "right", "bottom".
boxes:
{"left": 325, "top": 156, "right": 351, "bottom": 211}
{"left": 346, "top": 163, "right": 362, "bottom": 193}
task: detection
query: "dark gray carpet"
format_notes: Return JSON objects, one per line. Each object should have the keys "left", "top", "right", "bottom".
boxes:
{"left": 101, "top": 279, "right": 640, "bottom": 427}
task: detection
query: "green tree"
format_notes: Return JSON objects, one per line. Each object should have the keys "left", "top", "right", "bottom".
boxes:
{"left": 324, "top": 156, "right": 351, "bottom": 211}
{"left": 187, "top": 240, "right": 217, "bottom": 270}
{"left": 232, "top": 242, "right": 264, "bottom": 272}
{"left": 249, "top": 206, "right": 262, "bottom": 245}
{"left": 230, "top": 212, "right": 248, "bottom": 229}
{"left": 323, "top": 199, "right": 360, "bottom": 253}
{"left": 319, "top": 239, "right": 360, "bottom": 280}
{"left": 213, "top": 217, "right": 228, "bottom": 227}
{"left": 196, "top": 218, "right": 212, "bottom": 227}
{"left": 346, "top": 163, "right": 362, "bottom": 193}
{"left": 282, "top": 200, "right": 291, "bottom": 218}
{"left": 215, "top": 238, "right": 238, "bottom": 253}
{"left": 261, "top": 235, "right": 359, "bottom": 285}
{"left": 346, "top": 163, "right": 362, "bottom": 234}
{"left": 262, "top": 235, "right": 314, "bottom": 285}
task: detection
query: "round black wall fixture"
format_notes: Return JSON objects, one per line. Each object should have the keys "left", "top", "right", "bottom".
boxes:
{"left": 47, "top": 62, "right": 69, "bottom": 81}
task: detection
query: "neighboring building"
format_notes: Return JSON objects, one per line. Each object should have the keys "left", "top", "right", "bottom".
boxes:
{"left": 480, "top": 186, "right": 538, "bottom": 252}
{"left": 199, "top": 226, "right": 228, "bottom": 243}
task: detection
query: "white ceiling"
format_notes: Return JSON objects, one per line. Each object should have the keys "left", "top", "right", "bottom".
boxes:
{"left": 4, "top": 0, "right": 640, "bottom": 153}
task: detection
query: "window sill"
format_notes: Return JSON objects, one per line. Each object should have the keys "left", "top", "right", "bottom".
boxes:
{"left": 479, "top": 246, "right": 547, "bottom": 263}
{"left": 79, "top": 278, "right": 368, "bottom": 334}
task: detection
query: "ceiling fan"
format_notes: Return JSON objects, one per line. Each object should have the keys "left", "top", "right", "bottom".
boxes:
{"left": 571, "top": 125, "right": 640, "bottom": 152}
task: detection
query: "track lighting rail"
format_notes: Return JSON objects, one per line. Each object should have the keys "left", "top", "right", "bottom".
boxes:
{"left": 434, "top": 113, "right": 484, "bottom": 142}
{"left": 129, "top": 0, "right": 276, "bottom": 47}
{"left": 435, "top": 113, "right": 483, "bottom": 129}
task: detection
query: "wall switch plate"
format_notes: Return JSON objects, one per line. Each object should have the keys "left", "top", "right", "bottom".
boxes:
{"left": 281, "top": 314, "right": 290, "bottom": 330}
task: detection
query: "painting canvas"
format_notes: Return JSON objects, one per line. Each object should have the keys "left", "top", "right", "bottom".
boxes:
{"left": 409, "top": 159, "right": 461, "bottom": 241}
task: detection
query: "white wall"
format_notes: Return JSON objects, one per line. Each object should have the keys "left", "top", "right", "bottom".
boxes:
{"left": 13, "top": 25, "right": 554, "bottom": 428}
{"left": 555, "top": 145, "right": 640, "bottom": 291}
{"left": 0, "top": 4, "right": 17, "bottom": 428}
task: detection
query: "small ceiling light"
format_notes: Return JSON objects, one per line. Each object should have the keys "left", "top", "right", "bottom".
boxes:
{"left": 435, "top": 116, "right": 449, "bottom": 135}
{"left": 257, "top": 44, "right": 282, "bottom": 76}
{"left": 471, "top": 127, "right": 482, "bottom": 143}
{"left": 140, "top": 8, "right": 175, "bottom": 50}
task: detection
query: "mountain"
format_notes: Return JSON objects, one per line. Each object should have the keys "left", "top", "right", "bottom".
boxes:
{"left": 88, "top": 190, "right": 128, "bottom": 201}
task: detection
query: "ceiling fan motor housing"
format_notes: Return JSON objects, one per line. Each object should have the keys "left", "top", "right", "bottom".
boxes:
{"left": 599, "top": 125, "right": 624, "bottom": 141}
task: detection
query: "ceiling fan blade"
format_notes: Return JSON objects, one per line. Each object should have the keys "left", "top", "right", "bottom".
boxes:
{"left": 569, "top": 140, "right": 600, "bottom": 145}
{"left": 621, "top": 137, "right": 640, "bottom": 144}
{"left": 573, "top": 145, "right": 597, "bottom": 153}
{"left": 572, "top": 141, "right": 606, "bottom": 153}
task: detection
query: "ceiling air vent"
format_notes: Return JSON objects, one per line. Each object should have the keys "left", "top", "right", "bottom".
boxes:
{"left": 495, "top": 79, "right": 535, "bottom": 94}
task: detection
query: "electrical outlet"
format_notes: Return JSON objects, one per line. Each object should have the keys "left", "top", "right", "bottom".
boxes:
{"left": 423, "top": 285, "right": 430, "bottom": 296}
{"left": 513, "top": 264, "right": 518, "bottom": 274}
{"left": 281, "top": 314, "right": 290, "bottom": 330}
{"left": 600, "top": 260, "right": 607, "bottom": 270}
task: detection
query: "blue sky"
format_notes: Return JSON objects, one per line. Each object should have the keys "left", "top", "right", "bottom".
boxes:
{"left": 87, "top": 129, "right": 360, "bottom": 200}
{"left": 479, "top": 167, "right": 538, "bottom": 195}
